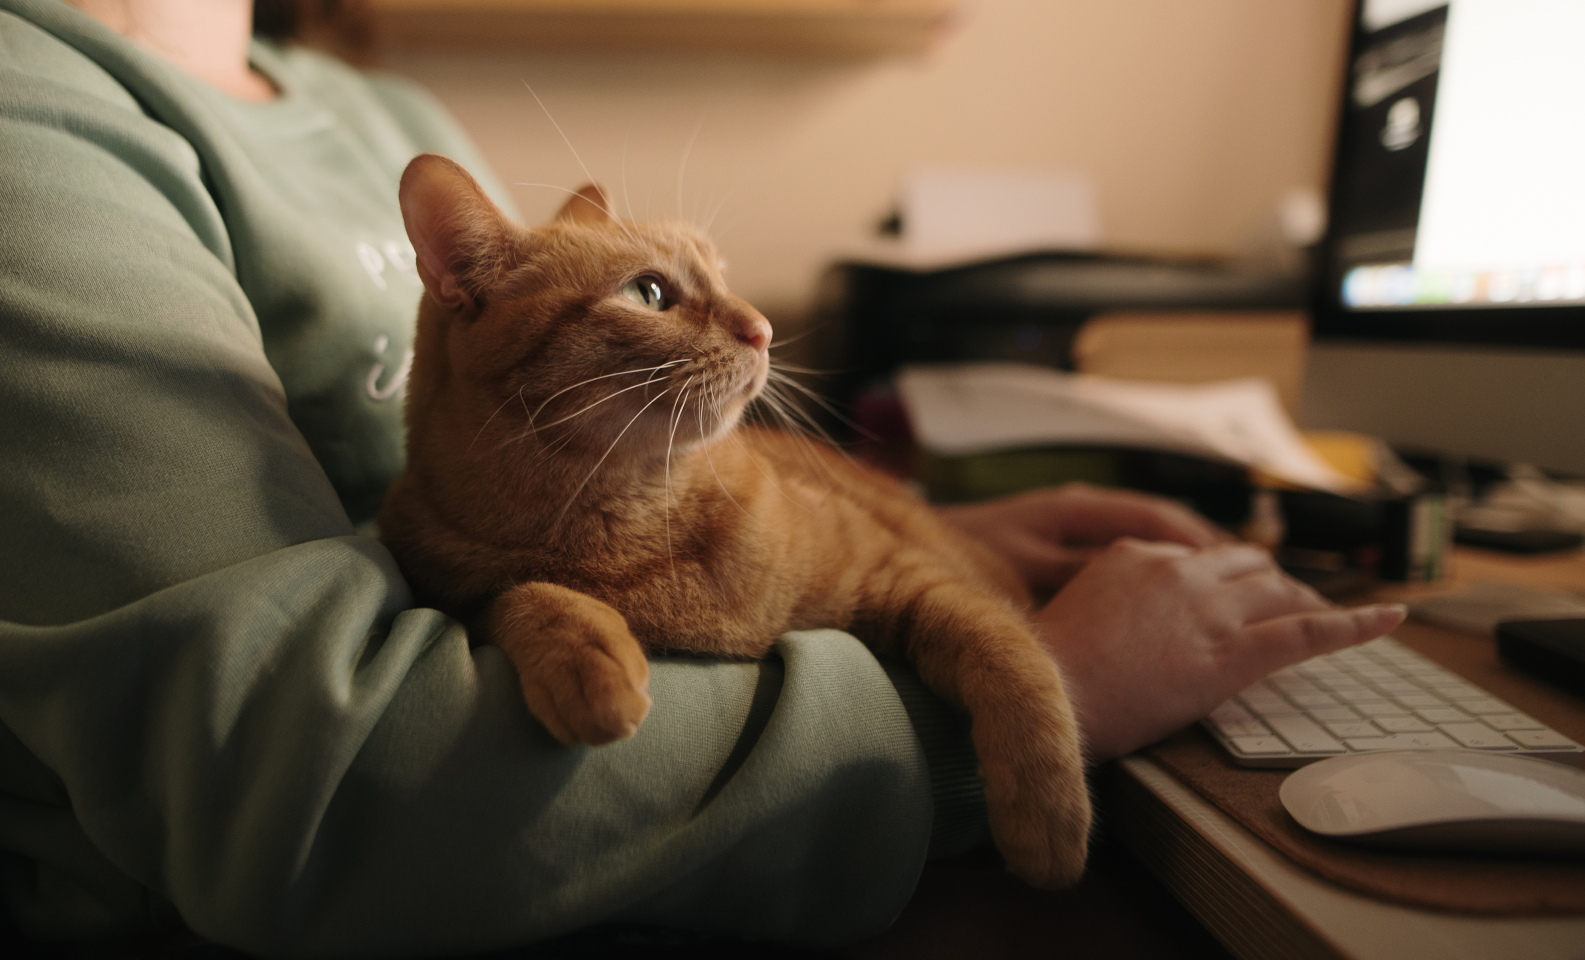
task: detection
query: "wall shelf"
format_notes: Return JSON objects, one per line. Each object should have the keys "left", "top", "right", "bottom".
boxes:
{"left": 367, "top": 0, "right": 957, "bottom": 57}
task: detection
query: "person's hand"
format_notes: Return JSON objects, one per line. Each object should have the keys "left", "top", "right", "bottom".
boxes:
{"left": 937, "top": 483, "right": 1234, "bottom": 594}
{"left": 1034, "top": 539, "right": 1407, "bottom": 763}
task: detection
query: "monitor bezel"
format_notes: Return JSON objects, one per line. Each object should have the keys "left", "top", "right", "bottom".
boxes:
{"left": 1309, "top": 0, "right": 1585, "bottom": 351}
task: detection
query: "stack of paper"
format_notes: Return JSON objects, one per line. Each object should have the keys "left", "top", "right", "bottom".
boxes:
{"left": 895, "top": 362, "right": 1365, "bottom": 495}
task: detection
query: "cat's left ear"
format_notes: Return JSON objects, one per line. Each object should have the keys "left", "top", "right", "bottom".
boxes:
{"left": 554, "top": 184, "right": 616, "bottom": 226}
{"left": 399, "top": 153, "right": 510, "bottom": 313}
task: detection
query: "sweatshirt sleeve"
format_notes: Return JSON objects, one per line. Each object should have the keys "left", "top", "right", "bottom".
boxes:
{"left": 0, "top": 11, "right": 976, "bottom": 958}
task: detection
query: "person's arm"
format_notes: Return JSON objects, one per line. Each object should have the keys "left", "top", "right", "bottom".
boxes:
{"left": 0, "top": 13, "right": 972, "bottom": 956}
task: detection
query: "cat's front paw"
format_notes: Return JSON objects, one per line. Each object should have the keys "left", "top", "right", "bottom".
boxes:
{"left": 488, "top": 582, "right": 653, "bottom": 746}
{"left": 976, "top": 702, "right": 1092, "bottom": 889}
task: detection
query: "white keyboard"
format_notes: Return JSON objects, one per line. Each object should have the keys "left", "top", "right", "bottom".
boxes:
{"left": 1204, "top": 637, "right": 1584, "bottom": 768}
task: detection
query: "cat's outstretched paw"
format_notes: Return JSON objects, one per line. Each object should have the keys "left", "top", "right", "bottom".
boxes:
{"left": 976, "top": 701, "right": 1092, "bottom": 889}
{"left": 488, "top": 581, "right": 653, "bottom": 746}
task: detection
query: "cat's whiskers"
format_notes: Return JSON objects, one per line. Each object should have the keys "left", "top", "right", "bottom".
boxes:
{"left": 520, "top": 81, "right": 641, "bottom": 244}
{"left": 528, "top": 360, "right": 690, "bottom": 428}
{"left": 757, "top": 379, "right": 835, "bottom": 446}
{"left": 764, "top": 366, "right": 867, "bottom": 438}
{"left": 753, "top": 356, "right": 873, "bottom": 488}
{"left": 699, "top": 169, "right": 753, "bottom": 238}
{"left": 619, "top": 133, "right": 636, "bottom": 225}
{"left": 696, "top": 384, "right": 766, "bottom": 530}
{"left": 766, "top": 327, "right": 825, "bottom": 351}
{"left": 663, "top": 375, "right": 697, "bottom": 579}
{"left": 523, "top": 363, "right": 687, "bottom": 465}
{"left": 762, "top": 357, "right": 826, "bottom": 375}
{"left": 552, "top": 383, "right": 680, "bottom": 532}
{"left": 531, "top": 368, "right": 678, "bottom": 432}
{"left": 530, "top": 434, "right": 576, "bottom": 466}
{"left": 706, "top": 375, "right": 737, "bottom": 443}
{"left": 469, "top": 384, "right": 532, "bottom": 457}
{"left": 676, "top": 119, "right": 702, "bottom": 224}
{"left": 513, "top": 182, "right": 641, "bottom": 245}
{"left": 752, "top": 383, "right": 846, "bottom": 489}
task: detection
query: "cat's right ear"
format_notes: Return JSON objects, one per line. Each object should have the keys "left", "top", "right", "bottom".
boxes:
{"left": 399, "top": 154, "right": 509, "bottom": 313}
{"left": 554, "top": 184, "right": 616, "bottom": 225}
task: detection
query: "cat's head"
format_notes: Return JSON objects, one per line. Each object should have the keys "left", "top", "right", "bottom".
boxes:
{"left": 397, "top": 153, "right": 772, "bottom": 473}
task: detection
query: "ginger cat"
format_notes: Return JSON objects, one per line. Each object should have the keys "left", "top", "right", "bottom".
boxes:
{"left": 378, "top": 154, "right": 1090, "bottom": 888}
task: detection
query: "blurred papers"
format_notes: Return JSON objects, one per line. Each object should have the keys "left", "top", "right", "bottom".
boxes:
{"left": 895, "top": 363, "right": 1366, "bottom": 495}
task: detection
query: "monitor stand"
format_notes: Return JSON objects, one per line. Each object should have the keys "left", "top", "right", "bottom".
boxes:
{"left": 1302, "top": 341, "right": 1585, "bottom": 476}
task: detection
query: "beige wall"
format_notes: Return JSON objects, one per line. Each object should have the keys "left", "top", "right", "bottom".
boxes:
{"left": 385, "top": 0, "right": 1354, "bottom": 319}
{"left": 385, "top": 4, "right": 1585, "bottom": 472}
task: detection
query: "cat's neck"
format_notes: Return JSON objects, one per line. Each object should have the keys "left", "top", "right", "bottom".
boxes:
{"left": 411, "top": 428, "right": 697, "bottom": 551}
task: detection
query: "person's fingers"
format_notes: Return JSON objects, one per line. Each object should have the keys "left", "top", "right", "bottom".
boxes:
{"left": 1002, "top": 540, "right": 1091, "bottom": 591}
{"left": 1239, "top": 603, "right": 1408, "bottom": 672}
{"left": 1217, "top": 568, "right": 1332, "bottom": 624}
{"left": 1186, "top": 541, "right": 1278, "bottom": 581}
{"left": 1054, "top": 487, "right": 1230, "bottom": 548}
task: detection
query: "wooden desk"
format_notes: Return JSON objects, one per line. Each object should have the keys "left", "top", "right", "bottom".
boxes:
{"left": 1101, "top": 546, "right": 1585, "bottom": 960}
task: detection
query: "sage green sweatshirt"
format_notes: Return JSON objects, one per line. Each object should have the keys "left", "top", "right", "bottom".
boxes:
{"left": 0, "top": 2, "right": 987, "bottom": 956}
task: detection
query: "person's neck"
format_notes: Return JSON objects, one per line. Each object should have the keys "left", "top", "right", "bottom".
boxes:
{"left": 70, "top": 0, "right": 276, "bottom": 102}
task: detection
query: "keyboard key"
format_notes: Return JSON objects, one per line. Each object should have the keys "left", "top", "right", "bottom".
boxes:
{"left": 1394, "top": 694, "right": 1447, "bottom": 708}
{"left": 1376, "top": 716, "right": 1435, "bottom": 733}
{"left": 1331, "top": 688, "right": 1385, "bottom": 704}
{"left": 1439, "top": 723, "right": 1519, "bottom": 750}
{"left": 1267, "top": 716, "right": 1347, "bottom": 754}
{"left": 1372, "top": 680, "right": 1423, "bottom": 696}
{"left": 1481, "top": 713, "right": 1545, "bottom": 731}
{"left": 1415, "top": 707, "right": 1472, "bottom": 724}
{"left": 1290, "top": 692, "right": 1340, "bottom": 708}
{"left": 1507, "top": 729, "right": 1581, "bottom": 750}
{"left": 1298, "top": 663, "right": 1345, "bottom": 677}
{"left": 1352, "top": 701, "right": 1410, "bottom": 717}
{"left": 1246, "top": 702, "right": 1303, "bottom": 718}
{"left": 1324, "top": 721, "right": 1382, "bottom": 738}
{"left": 1271, "top": 679, "right": 1320, "bottom": 695}
{"left": 1453, "top": 698, "right": 1511, "bottom": 715}
{"left": 1426, "top": 683, "right": 1486, "bottom": 700}
{"left": 1239, "top": 689, "right": 1287, "bottom": 704}
{"left": 1306, "top": 706, "right": 1360, "bottom": 722}
{"left": 1230, "top": 736, "right": 1293, "bottom": 756}
{"left": 1212, "top": 718, "right": 1273, "bottom": 738}
{"left": 1343, "top": 732, "right": 1459, "bottom": 751}
{"left": 1211, "top": 702, "right": 1253, "bottom": 723}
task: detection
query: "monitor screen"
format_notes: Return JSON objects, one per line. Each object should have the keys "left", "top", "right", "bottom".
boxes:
{"left": 1312, "top": 0, "right": 1585, "bottom": 347}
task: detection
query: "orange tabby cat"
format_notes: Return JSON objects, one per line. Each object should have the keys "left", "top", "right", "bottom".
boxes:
{"left": 378, "top": 154, "right": 1090, "bottom": 888}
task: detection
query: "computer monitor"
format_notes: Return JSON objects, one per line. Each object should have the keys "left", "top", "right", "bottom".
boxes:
{"left": 1303, "top": 0, "right": 1585, "bottom": 473}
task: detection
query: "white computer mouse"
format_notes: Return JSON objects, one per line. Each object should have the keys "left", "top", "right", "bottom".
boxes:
{"left": 1280, "top": 750, "right": 1585, "bottom": 856}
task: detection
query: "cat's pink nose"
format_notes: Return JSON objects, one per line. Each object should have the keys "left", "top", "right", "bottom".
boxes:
{"left": 736, "top": 314, "right": 772, "bottom": 353}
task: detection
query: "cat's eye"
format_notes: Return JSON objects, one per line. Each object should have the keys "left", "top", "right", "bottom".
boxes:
{"left": 621, "top": 275, "right": 667, "bottom": 311}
